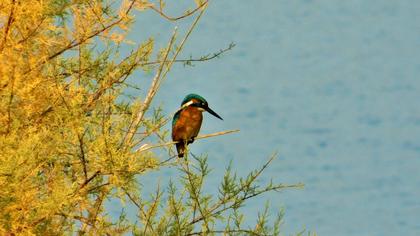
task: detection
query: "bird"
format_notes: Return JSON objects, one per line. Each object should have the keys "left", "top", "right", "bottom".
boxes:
{"left": 172, "top": 93, "right": 223, "bottom": 158}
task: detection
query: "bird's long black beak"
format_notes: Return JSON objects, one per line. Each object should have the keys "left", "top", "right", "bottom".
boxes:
{"left": 205, "top": 106, "right": 223, "bottom": 120}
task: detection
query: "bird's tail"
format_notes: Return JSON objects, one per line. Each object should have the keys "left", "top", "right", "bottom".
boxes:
{"left": 176, "top": 142, "right": 186, "bottom": 158}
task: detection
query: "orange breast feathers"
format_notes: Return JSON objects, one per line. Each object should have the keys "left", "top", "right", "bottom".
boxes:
{"left": 172, "top": 106, "right": 203, "bottom": 142}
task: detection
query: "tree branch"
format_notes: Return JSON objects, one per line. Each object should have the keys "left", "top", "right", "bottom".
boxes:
{"left": 139, "top": 42, "right": 235, "bottom": 67}
{"left": 0, "top": 0, "right": 16, "bottom": 52}
{"left": 187, "top": 229, "right": 264, "bottom": 236}
{"left": 136, "top": 129, "right": 240, "bottom": 153}
{"left": 150, "top": 0, "right": 208, "bottom": 22}
{"left": 77, "top": 131, "right": 88, "bottom": 180}
{"left": 79, "top": 170, "right": 101, "bottom": 190}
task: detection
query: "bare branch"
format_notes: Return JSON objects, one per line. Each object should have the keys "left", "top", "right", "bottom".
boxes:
{"left": 139, "top": 42, "right": 235, "bottom": 67}
{"left": 187, "top": 229, "right": 264, "bottom": 236}
{"left": 150, "top": 1, "right": 208, "bottom": 21}
{"left": 159, "top": 6, "right": 206, "bottom": 80}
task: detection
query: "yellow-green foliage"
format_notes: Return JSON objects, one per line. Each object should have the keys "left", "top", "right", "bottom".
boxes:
{"left": 0, "top": 0, "right": 159, "bottom": 234}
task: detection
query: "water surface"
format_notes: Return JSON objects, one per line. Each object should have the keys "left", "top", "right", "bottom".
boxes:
{"left": 115, "top": 1, "right": 420, "bottom": 235}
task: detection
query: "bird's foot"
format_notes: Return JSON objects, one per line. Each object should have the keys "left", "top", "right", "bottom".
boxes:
{"left": 187, "top": 137, "right": 195, "bottom": 145}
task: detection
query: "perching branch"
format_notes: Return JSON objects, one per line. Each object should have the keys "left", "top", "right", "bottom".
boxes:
{"left": 136, "top": 129, "right": 240, "bottom": 153}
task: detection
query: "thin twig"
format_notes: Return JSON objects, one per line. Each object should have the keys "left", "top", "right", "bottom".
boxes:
{"left": 159, "top": 6, "right": 206, "bottom": 81}
{"left": 143, "top": 183, "right": 160, "bottom": 235}
{"left": 187, "top": 229, "right": 264, "bottom": 236}
{"left": 88, "top": 190, "right": 107, "bottom": 228}
{"left": 79, "top": 170, "right": 101, "bottom": 190}
{"left": 136, "top": 117, "right": 170, "bottom": 145}
{"left": 139, "top": 42, "right": 235, "bottom": 67}
{"left": 158, "top": 154, "right": 177, "bottom": 166}
{"left": 17, "top": 16, "right": 46, "bottom": 44}
{"left": 150, "top": 1, "right": 208, "bottom": 21}
{"left": 181, "top": 157, "right": 210, "bottom": 232}
{"left": 86, "top": 182, "right": 110, "bottom": 193}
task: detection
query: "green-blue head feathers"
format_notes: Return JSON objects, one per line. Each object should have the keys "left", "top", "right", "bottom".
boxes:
{"left": 173, "top": 93, "right": 223, "bottom": 127}
{"left": 181, "top": 93, "right": 207, "bottom": 106}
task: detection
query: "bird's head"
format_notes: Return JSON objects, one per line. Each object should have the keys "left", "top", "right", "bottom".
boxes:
{"left": 180, "top": 93, "right": 223, "bottom": 120}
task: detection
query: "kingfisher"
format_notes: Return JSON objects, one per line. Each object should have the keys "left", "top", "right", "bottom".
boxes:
{"left": 172, "top": 93, "right": 223, "bottom": 158}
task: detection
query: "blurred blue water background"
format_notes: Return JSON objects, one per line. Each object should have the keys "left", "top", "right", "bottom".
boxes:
{"left": 114, "top": 1, "right": 420, "bottom": 235}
